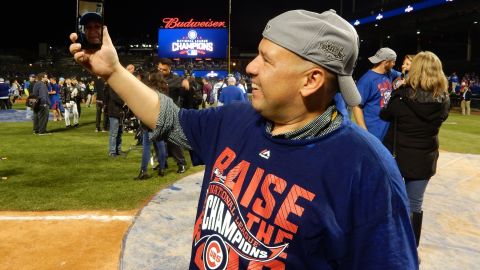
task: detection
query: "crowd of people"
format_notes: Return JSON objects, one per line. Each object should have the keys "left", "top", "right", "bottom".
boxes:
{"left": 0, "top": 60, "right": 252, "bottom": 181}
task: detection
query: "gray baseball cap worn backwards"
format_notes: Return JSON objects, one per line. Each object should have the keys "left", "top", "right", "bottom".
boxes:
{"left": 262, "top": 9, "right": 361, "bottom": 107}
{"left": 368, "top": 47, "right": 397, "bottom": 64}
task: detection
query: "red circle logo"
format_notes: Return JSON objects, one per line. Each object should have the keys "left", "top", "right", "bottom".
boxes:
{"left": 206, "top": 240, "right": 223, "bottom": 269}
{"left": 203, "top": 235, "right": 228, "bottom": 270}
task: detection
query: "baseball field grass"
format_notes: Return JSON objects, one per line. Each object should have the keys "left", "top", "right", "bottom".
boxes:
{"left": 438, "top": 111, "right": 480, "bottom": 154}
{"left": 0, "top": 104, "right": 204, "bottom": 211}
{"left": 0, "top": 104, "right": 478, "bottom": 211}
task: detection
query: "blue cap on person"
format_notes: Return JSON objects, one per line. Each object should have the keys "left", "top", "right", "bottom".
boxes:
{"left": 80, "top": 12, "right": 103, "bottom": 25}
{"left": 29, "top": 74, "right": 36, "bottom": 78}
{"left": 262, "top": 9, "right": 361, "bottom": 106}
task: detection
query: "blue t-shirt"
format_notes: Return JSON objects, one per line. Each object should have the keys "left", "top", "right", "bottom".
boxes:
{"left": 179, "top": 103, "right": 418, "bottom": 270}
{"left": 219, "top": 85, "right": 246, "bottom": 105}
{"left": 357, "top": 69, "right": 401, "bottom": 140}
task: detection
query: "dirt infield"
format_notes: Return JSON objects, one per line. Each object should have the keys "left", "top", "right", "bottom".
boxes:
{"left": 0, "top": 211, "right": 135, "bottom": 270}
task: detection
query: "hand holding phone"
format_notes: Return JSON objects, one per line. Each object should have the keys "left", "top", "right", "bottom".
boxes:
{"left": 77, "top": 0, "right": 104, "bottom": 50}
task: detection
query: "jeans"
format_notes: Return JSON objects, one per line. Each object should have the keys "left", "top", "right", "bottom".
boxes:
{"left": 109, "top": 117, "right": 123, "bottom": 155}
{"left": 405, "top": 179, "right": 429, "bottom": 213}
{"left": 140, "top": 130, "right": 167, "bottom": 171}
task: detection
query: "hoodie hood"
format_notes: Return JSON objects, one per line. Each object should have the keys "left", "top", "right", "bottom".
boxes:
{"left": 401, "top": 87, "right": 450, "bottom": 125}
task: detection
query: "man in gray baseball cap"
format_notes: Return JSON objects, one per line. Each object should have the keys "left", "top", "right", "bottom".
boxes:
{"left": 70, "top": 9, "right": 417, "bottom": 269}
{"left": 353, "top": 47, "right": 402, "bottom": 140}
{"left": 368, "top": 47, "right": 397, "bottom": 64}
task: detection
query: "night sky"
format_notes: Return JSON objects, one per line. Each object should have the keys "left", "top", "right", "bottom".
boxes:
{"left": 2, "top": 0, "right": 476, "bottom": 75}
{"left": 0, "top": 0, "right": 342, "bottom": 52}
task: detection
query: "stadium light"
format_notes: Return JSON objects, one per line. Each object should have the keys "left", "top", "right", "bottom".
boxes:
{"left": 350, "top": 0, "right": 457, "bottom": 26}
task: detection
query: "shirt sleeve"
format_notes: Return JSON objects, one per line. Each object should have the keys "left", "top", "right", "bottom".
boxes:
{"left": 391, "top": 69, "right": 402, "bottom": 80}
{"left": 341, "top": 141, "right": 419, "bottom": 269}
{"left": 356, "top": 75, "right": 372, "bottom": 107}
{"left": 150, "top": 93, "right": 192, "bottom": 150}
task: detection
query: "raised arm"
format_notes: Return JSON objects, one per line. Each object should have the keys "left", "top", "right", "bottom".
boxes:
{"left": 69, "top": 26, "right": 159, "bottom": 128}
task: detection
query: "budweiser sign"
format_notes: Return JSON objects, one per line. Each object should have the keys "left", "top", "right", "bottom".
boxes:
{"left": 162, "top": 18, "right": 226, "bottom": 28}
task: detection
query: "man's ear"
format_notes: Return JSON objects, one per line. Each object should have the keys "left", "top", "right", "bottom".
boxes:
{"left": 300, "top": 68, "right": 325, "bottom": 97}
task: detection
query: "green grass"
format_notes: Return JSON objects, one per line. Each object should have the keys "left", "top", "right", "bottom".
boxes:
{"left": 439, "top": 110, "right": 480, "bottom": 154}
{"left": 0, "top": 104, "right": 478, "bottom": 211}
{"left": 0, "top": 104, "right": 204, "bottom": 211}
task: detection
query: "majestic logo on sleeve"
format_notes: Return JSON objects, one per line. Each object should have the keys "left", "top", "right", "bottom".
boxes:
{"left": 197, "top": 182, "right": 288, "bottom": 270}
{"left": 259, "top": 149, "right": 270, "bottom": 160}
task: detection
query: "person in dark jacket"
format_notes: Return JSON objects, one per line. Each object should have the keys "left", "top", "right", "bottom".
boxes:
{"left": 380, "top": 51, "right": 450, "bottom": 249}
{"left": 157, "top": 58, "right": 189, "bottom": 173}
{"left": 105, "top": 84, "right": 125, "bottom": 157}
{"left": 32, "top": 72, "right": 51, "bottom": 134}
{"left": 94, "top": 76, "right": 108, "bottom": 132}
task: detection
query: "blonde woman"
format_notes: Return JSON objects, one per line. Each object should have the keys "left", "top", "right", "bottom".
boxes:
{"left": 380, "top": 51, "right": 450, "bottom": 249}
{"left": 393, "top": 54, "right": 415, "bottom": 89}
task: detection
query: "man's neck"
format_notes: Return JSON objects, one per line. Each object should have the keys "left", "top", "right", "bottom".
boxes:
{"left": 270, "top": 110, "right": 323, "bottom": 136}
{"left": 371, "top": 65, "right": 387, "bottom": 74}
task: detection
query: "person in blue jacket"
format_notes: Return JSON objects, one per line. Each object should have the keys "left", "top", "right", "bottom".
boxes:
{"left": 70, "top": 9, "right": 418, "bottom": 269}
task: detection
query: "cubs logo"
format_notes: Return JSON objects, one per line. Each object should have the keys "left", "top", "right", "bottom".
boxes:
{"left": 203, "top": 235, "right": 228, "bottom": 270}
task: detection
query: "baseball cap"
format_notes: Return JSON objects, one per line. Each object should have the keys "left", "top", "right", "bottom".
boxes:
{"left": 79, "top": 12, "right": 103, "bottom": 25}
{"left": 262, "top": 9, "right": 361, "bottom": 106}
{"left": 368, "top": 47, "right": 397, "bottom": 64}
{"left": 29, "top": 74, "right": 36, "bottom": 78}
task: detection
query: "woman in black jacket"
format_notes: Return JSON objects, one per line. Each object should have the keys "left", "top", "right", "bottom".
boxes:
{"left": 380, "top": 51, "right": 450, "bottom": 249}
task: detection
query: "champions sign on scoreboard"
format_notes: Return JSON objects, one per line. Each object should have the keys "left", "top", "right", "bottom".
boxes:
{"left": 158, "top": 18, "right": 228, "bottom": 59}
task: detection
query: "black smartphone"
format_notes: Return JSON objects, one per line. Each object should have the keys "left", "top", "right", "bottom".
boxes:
{"left": 76, "top": 0, "right": 104, "bottom": 50}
